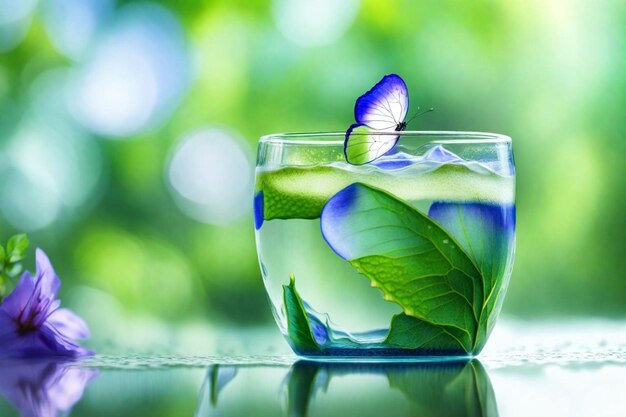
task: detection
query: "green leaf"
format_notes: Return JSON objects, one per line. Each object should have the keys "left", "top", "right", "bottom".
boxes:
{"left": 283, "top": 274, "right": 321, "bottom": 354}
{"left": 5, "top": 263, "right": 23, "bottom": 278}
{"left": 321, "top": 183, "right": 484, "bottom": 353}
{"left": 0, "top": 245, "right": 5, "bottom": 265}
{"left": 428, "top": 203, "right": 515, "bottom": 352}
{"left": 7, "top": 233, "right": 29, "bottom": 263}
{"left": 384, "top": 314, "right": 465, "bottom": 353}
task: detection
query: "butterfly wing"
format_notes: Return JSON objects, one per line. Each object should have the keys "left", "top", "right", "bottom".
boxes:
{"left": 344, "top": 124, "right": 399, "bottom": 165}
{"left": 345, "top": 74, "right": 409, "bottom": 165}
{"left": 354, "top": 74, "right": 409, "bottom": 130}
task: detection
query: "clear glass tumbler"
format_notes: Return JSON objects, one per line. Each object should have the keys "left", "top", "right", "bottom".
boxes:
{"left": 254, "top": 131, "right": 515, "bottom": 359}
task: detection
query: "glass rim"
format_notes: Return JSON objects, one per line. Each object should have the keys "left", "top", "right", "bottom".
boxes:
{"left": 259, "top": 130, "right": 512, "bottom": 145}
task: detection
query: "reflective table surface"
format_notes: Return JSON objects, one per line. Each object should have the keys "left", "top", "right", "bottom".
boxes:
{"left": 0, "top": 320, "right": 624, "bottom": 417}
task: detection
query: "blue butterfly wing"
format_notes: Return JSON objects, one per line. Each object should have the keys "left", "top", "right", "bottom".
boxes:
{"left": 345, "top": 74, "right": 409, "bottom": 165}
{"left": 354, "top": 74, "right": 409, "bottom": 130}
{"left": 344, "top": 124, "right": 399, "bottom": 165}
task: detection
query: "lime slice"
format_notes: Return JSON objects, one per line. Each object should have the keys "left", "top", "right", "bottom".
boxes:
{"left": 256, "top": 164, "right": 514, "bottom": 221}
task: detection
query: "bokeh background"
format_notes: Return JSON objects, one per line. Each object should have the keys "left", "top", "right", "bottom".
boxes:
{"left": 0, "top": 0, "right": 624, "bottom": 353}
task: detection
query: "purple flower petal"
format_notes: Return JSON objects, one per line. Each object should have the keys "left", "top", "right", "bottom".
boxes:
{"left": 34, "top": 248, "right": 61, "bottom": 298}
{"left": 0, "top": 249, "right": 93, "bottom": 358}
{"left": 0, "top": 330, "right": 61, "bottom": 359}
{"left": 0, "top": 325, "right": 87, "bottom": 359}
{"left": 46, "top": 325, "right": 86, "bottom": 354}
{"left": 47, "top": 308, "right": 91, "bottom": 340}
{"left": 0, "top": 310, "right": 18, "bottom": 341}
{"left": 354, "top": 74, "right": 408, "bottom": 130}
{"left": 0, "top": 271, "right": 35, "bottom": 318}
{"left": 39, "top": 324, "right": 93, "bottom": 357}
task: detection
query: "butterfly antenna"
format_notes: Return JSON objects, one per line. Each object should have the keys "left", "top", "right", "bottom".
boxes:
{"left": 407, "top": 107, "right": 434, "bottom": 124}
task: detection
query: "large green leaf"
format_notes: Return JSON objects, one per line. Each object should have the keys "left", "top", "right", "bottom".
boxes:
{"left": 428, "top": 203, "right": 515, "bottom": 352}
{"left": 321, "top": 183, "right": 484, "bottom": 353}
{"left": 384, "top": 314, "right": 466, "bottom": 353}
{"left": 283, "top": 274, "right": 321, "bottom": 354}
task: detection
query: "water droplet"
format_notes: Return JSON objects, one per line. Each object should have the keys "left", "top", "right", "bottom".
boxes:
{"left": 443, "top": 239, "right": 449, "bottom": 244}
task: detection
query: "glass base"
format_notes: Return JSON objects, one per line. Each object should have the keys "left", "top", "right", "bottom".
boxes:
{"left": 295, "top": 347, "right": 474, "bottom": 363}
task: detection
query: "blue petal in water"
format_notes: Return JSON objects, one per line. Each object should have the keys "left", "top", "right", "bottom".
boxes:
{"left": 253, "top": 191, "right": 264, "bottom": 230}
{"left": 428, "top": 202, "right": 516, "bottom": 289}
{"left": 321, "top": 183, "right": 358, "bottom": 221}
{"left": 300, "top": 299, "right": 329, "bottom": 345}
{"left": 320, "top": 184, "right": 360, "bottom": 260}
{"left": 308, "top": 314, "right": 329, "bottom": 345}
{"left": 322, "top": 183, "right": 432, "bottom": 262}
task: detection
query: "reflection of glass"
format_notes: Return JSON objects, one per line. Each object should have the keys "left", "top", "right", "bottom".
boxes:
{"left": 197, "top": 360, "right": 498, "bottom": 417}
{"left": 195, "top": 365, "right": 287, "bottom": 417}
{"left": 0, "top": 360, "right": 97, "bottom": 417}
{"left": 255, "top": 132, "right": 516, "bottom": 357}
{"left": 285, "top": 360, "right": 499, "bottom": 417}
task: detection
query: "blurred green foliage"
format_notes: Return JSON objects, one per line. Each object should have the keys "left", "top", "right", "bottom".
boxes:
{"left": 0, "top": 0, "right": 624, "bottom": 347}
{"left": 0, "top": 233, "right": 29, "bottom": 296}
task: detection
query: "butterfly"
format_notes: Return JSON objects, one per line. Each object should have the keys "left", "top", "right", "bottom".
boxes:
{"left": 344, "top": 74, "right": 432, "bottom": 165}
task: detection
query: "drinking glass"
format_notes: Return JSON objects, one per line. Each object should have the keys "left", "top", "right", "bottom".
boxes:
{"left": 254, "top": 131, "right": 515, "bottom": 359}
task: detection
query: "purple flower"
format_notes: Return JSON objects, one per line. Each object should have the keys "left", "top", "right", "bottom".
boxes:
{"left": 0, "top": 359, "right": 97, "bottom": 417}
{"left": 0, "top": 249, "right": 93, "bottom": 358}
